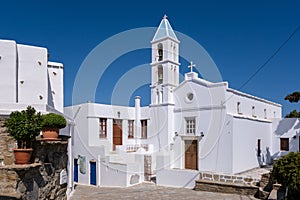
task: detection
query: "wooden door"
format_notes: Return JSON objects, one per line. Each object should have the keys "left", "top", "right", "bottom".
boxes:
{"left": 113, "top": 119, "right": 122, "bottom": 150}
{"left": 185, "top": 140, "right": 198, "bottom": 170}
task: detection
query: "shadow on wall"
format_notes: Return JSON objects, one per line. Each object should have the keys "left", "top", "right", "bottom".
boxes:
{"left": 272, "top": 118, "right": 300, "bottom": 160}
{"left": 257, "top": 147, "right": 273, "bottom": 167}
{"left": 274, "top": 118, "right": 298, "bottom": 136}
{"left": 290, "top": 136, "right": 299, "bottom": 152}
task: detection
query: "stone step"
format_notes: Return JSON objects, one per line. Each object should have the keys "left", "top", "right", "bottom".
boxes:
{"left": 195, "top": 179, "right": 258, "bottom": 196}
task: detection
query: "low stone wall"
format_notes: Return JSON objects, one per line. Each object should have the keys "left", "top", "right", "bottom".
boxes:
{"left": 195, "top": 171, "right": 260, "bottom": 196}
{"left": 0, "top": 118, "right": 68, "bottom": 200}
{"left": 0, "top": 118, "right": 16, "bottom": 165}
{"left": 199, "top": 171, "right": 260, "bottom": 186}
{"left": 195, "top": 179, "right": 258, "bottom": 196}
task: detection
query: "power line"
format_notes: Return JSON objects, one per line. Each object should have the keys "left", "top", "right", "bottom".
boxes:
{"left": 238, "top": 26, "right": 300, "bottom": 91}
{"left": 223, "top": 25, "right": 300, "bottom": 104}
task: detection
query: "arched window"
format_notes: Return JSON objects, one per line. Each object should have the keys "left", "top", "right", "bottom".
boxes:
{"left": 158, "top": 43, "right": 163, "bottom": 61}
{"left": 158, "top": 65, "right": 163, "bottom": 84}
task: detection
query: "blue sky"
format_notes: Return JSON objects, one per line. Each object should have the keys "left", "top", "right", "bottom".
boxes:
{"left": 0, "top": 0, "right": 299, "bottom": 116}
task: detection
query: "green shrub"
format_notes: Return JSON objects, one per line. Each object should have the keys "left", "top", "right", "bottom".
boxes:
{"left": 272, "top": 152, "right": 300, "bottom": 199}
{"left": 6, "top": 106, "right": 43, "bottom": 149}
{"left": 42, "top": 113, "right": 67, "bottom": 129}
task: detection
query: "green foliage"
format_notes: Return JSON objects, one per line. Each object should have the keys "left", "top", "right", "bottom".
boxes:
{"left": 285, "top": 92, "right": 300, "bottom": 103}
{"left": 42, "top": 113, "right": 67, "bottom": 129}
{"left": 6, "top": 106, "right": 43, "bottom": 149}
{"left": 285, "top": 110, "right": 300, "bottom": 118}
{"left": 272, "top": 152, "right": 300, "bottom": 198}
{"left": 285, "top": 92, "right": 300, "bottom": 118}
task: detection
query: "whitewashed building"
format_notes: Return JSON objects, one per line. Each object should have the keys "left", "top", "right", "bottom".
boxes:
{"left": 0, "top": 39, "right": 64, "bottom": 114}
{"left": 0, "top": 39, "right": 75, "bottom": 194}
{"left": 64, "top": 17, "right": 300, "bottom": 188}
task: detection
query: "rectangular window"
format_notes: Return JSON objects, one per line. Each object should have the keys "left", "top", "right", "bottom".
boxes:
{"left": 186, "top": 118, "right": 196, "bottom": 134}
{"left": 252, "top": 106, "right": 256, "bottom": 117}
{"left": 264, "top": 109, "right": 267, "bottom": 119}
{"left": 237, "top": 102, "right": 241, "bottom": 114}
{"left": 280, "top": 138, "right": 289, "bottom": 151}
{"left": 99, "top": 118, "right": 107, "bottom": 138}
{"left": 257, "top": 139, "right": 261, "bottom": 156}
{"left": 128, "top": 120, "right": 134, "bottom": 139}
{"left": 141, "top": 120, "right": 147, "bottom": 139}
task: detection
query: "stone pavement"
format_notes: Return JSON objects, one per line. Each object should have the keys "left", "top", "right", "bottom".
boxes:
{"left": 236, "top": 167, "right": 271, "bottom": 179}
{"left": 69, "top": 182, "right": 257, "bottom": 200}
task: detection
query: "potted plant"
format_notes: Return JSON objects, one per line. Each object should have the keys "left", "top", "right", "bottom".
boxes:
{"left": 6, "top": 106, "right": 43, "bottom": 164}
{"left": 42, "top": 113, "right": 67, "bottom": 140}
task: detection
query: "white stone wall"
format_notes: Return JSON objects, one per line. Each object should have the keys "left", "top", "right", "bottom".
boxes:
{"left": 271, "top": 118, "right": 300, "bottom": 159}
{"left": 147, "top": 105, "right": 174, "bottom": 152}
{"left": 156, "top": 169, "right": 200, "bottom": 189}
{"left": 47, "top": 62, "right": 64, "bottom": 112}
{"left": 232, "top": 116, "right": 272, "bottom": 173}
{"left": 225, "top": 88, "right": 282, "bottom": 119}
{"left": 0, "top": 40, "right": 17, "bottom": 104}
{"left": 17, "top": 44, "right": 48, "bottom": 105}
{"left": 171, "top": 76, "right": 228, "bottom": 172}
{"left": 64, "top": 102, "right": 150, "bottom": 186}
{"left": 0, "top": 39, "right": 64, "bottom": 113}
{"left": 64, "top": 104, "right": 106, "bottom": 185}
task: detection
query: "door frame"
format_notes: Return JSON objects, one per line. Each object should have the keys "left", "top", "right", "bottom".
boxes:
{"left": 113, "top": 119, "right": 123, "bottom": 150}
{"left": 74, "top": 158, "right": 78, "bottom": 182}
{"left": 89, "top": 160, "right": 97, "bottom": 185}
{"left": 182, "top": 136, "right": 199, "bottom": 170}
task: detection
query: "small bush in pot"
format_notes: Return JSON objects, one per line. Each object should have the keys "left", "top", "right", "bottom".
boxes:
{"left": 42, "top": 113, "right": 67, "bottom": 140}
{"left": 6, "top": 106, "right": 43, "bottom": 164}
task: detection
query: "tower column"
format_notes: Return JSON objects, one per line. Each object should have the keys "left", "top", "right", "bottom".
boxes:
{"left": 150, "top": 16, "right": 180, "bottom": 106}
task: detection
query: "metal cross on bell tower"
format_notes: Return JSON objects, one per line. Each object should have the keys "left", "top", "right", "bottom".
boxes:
{"left": 188, "top": 61, "right": 196, "bottom": 73}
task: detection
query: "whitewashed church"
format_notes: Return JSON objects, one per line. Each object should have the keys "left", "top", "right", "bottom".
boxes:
{"left": 0, "top": 17, "right": 299, "bottom": 191}
{"left": 64, "top": 17, "right": 300, "bottom": 188}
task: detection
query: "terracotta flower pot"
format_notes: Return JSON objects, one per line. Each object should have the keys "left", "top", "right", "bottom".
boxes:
{"left": 13, "top": 148, "right": 33, "bottom": 164}
{"left": 42, "top": 127, "right": 60, "bottom": 140}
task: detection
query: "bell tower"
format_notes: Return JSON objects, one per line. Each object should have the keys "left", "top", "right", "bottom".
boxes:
{"left": 151, "top": 15, "right": 180, "bottom": 105}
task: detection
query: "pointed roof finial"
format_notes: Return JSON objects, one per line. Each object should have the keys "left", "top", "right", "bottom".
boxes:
{"left": 152, "top": 14, "right": 178, "bottom": 42}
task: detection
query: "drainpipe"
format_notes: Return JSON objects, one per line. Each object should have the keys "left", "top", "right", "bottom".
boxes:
{"left": 67, "top": 123, "right": 74, "bottom": 197}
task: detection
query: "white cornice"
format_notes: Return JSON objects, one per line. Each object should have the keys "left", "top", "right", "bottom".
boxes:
{"left": 174, "top": 105, "right": 225, "bottom": 113}
{"left": 226, "top": 88, "right": 281, "bottom": 107}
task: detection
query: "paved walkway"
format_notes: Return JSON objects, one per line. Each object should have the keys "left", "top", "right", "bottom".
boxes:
{"left": 69, "top": 182, "right": 257, "bottom": 200}
{"left": 236, "top": 167, "right": 271, "bottom": 179}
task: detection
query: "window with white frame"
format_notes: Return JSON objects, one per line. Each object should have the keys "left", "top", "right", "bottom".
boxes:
{"left": 99, "top": 118, "right": 107, "bottom": 138}
{"left": 128, "top": 120, "right": 134, "bottom": 139}
{"left": 280, "top": 138, "right": 289, "bottom": 151}
{"left": 186, "top": 118, "right": 196, "bottom": 134}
